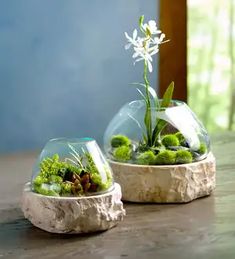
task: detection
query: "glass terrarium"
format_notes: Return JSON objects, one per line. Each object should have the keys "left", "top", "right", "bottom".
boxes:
{"left": 32, "top": 138, "right": 113, "bottom": 197}
{"left": 104, "top": 100, "right": 210, "bottom": 165}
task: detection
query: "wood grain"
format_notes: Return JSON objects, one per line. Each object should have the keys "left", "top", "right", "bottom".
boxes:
{"left": 159, "top": 0, "right": 187, "bottom": 102}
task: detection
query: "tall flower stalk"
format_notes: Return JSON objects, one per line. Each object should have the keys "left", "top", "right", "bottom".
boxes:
{"left": 125, "top": 15, "right": 173, "bottom": 147}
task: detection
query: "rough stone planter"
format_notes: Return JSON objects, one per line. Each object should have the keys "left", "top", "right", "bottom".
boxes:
{"left": 109, "top": 152, "right": 216, "bottom": 203}
{"left": 21, "top": 182, "right": 125, "bottom": 234}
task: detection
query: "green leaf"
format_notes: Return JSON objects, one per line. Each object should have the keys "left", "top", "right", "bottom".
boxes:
{"left": 144, "top": 106, "right": 152, "bottom": 146}
{"left": 146, "top": 27, "right": 152, "bottom": 37}
{"left": 152, "top": 119, "right": 167, "bottom": 146}
{"left": 151, "top": 82, "right": 175, "bottom": 146}
{"left": 131, "top": 82, "right": 160, "bottom": 108}
{"left": 161, "top": 81, "right": 174, "bottom": 108}
{"left": 139, "top": 15, "right": 144, "bottom": 27}
{"left": 136, "top": 88, "right": 148, "bottom": 103}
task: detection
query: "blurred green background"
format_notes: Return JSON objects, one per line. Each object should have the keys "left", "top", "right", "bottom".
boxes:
{"left": 188, "top": 0, "right": 235, "bottom": 133}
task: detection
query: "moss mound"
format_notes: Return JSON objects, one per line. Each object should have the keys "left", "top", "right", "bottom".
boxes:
{"left": 113, "top": 145, "right": 131, "bottom": 162}
{"left": 136, "top": 150, "right": 156, "bottom": 165}
{"left": 155, "top": 150, "right": 176, "bottom": 165}
{"left": 110, "top": 135, "right": 131, "bottom": 148}
{"left": 175, "top": 150, "right": 193, "bottom": 164}
{"left": 162, "top": 134, "right": 180, "bottom": 147}
{"left": 198, "top": 143, "right": 207, "bottom": 155}
{"left": 175, "top": 132, "right": 185, "bottom": 145}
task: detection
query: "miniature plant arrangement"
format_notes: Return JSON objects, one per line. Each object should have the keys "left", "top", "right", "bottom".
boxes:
{"left": 110, "top": 127, "right": 207, "bottom": 165}
{"left": 104, "top": 16, "right": 216, "bottom": 203}
{"left": 33, "top": 147, "right": 112, "bottom": 197}
{"left": 104, "top": 16, "right": 209, "bottom": 166}
{"left": 21, "top": 138, "right": 125, "bottom": 234}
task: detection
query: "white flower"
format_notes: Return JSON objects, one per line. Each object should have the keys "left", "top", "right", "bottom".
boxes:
{"left": 153, "top": 33, "right": 166, "bottom": 44}
{"left": 124, "top": 20, "right": 166, "bottom": 73}
{"left": 142, "top": 20, "right": 162, "bottom": 35}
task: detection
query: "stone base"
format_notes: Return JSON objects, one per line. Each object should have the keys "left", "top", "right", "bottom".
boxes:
{"left": 21, "top": 183, "right": 125, "bottom": 234}
{"left": 109, "top": 152, "right": 216, "bottom": 203}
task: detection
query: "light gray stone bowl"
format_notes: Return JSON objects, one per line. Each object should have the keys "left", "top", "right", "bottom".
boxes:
{"left": 109, "top": 152, "right": 216, "bottom": 203}
{"left": 21, "top": 182, "right": 125, "bottom": 234}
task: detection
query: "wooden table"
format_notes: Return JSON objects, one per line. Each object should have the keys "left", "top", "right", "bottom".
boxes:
{"left": 0, "top": 132, "right": 235, "bottom": 259}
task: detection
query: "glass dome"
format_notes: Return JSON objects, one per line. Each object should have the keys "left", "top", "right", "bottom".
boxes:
{"left": 32, "top": 138, "right": 113, "bottom": 197}
{"left": 104, "top": 100, "right": 210, "bottom": 165}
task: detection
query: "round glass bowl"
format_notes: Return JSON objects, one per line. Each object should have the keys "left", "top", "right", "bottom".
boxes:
{"left": 104, "top": 100, "right": 210, "bottom": 165}
{"left": 32, "top": 138, "right": 113, "bottom": 197}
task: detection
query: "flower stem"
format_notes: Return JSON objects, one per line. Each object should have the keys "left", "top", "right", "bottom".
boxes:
{"left": 144, "top": 61, "right": 150, "bottom": 100}
{"left": 143, "top": 61, "right": 152, "bottom": 146}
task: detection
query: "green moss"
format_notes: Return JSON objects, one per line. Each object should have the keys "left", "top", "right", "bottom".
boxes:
{"left": 61, "top": 182, "right": 72, "bottom": 195}
{"left": 33, "top": 175, "right": 48, "bottom": 186}
{"left": 95, "top": 167, "right": 113, "bottom": 191}
{"left": 175, "top": 150, "right": 193, "bottom": 164}
{"left": 161, "top": 134, "right": 180, "bottom": 147}
{"left": 110, "top": 135, "right": 131, "bottom": 148}
{"left": 91, "top": 173, "right": 102, "bottom": 186}
{"left": 136, "top": 150, "right": 156, "bottom": 165}
{"left": 34, "top": 151, "right": 114, "bottom": 197}
{"left": 175, "top": 132, "right": 185, "bottom": 145}
{"left": 86, "top": 155, "right": 113, "bottom": 191}
{"left": 85, "top": 153, "right": 99, "bottom": 175}
{"left": 155, "top": 150, "right": 176, "bottom": 165}
{"left": 49, "top": 175, "right": 63, "bottom": 184}
{"left": 113, "top": 145, "right": 131, "bottom": 162}
{"left": 33, "top": 184, "right": 60, "bottom": 197}
{"left": 66, "top": 164, "right": 81, "bottom": 175}
{"left": 39, "top": 154, "right": 70, "bottom": 178}
{"left": 198, "top": 143, "right": 207, "bottom": 155}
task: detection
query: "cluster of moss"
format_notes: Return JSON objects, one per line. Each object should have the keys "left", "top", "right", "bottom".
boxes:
{"left": 110, "top": 133, "right": 208, "bottom": 165}
{"left": 33, "top": 154, "right": 112, "bottom": 197}
{"left": 111, "top": 135, "right": 132, "bottom": 162}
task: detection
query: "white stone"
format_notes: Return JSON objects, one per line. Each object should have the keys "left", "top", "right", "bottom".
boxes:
{"left": 21, "top": 183, "right": 125, "bottom": 234}
{"left": 109, "top": 152, "right": 216, "bottom": 203}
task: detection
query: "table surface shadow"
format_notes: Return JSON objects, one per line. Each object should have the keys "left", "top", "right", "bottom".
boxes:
{"left": 0, "top": 132, "right": 235, "bottom": 259}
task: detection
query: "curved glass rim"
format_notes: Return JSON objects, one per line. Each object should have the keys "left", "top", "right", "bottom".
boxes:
{"left": 27, "top": 183, "right": 115, "bottom": 199}
{"left": 127, "top": 99, "right": 186, "bottom": 109}
{"left": 48, "top": 137, "right": 95, "bottom": 144}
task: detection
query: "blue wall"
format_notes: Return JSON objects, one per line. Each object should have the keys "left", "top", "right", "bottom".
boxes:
{"left": 0, "top": 0, "right": 158, "bottom": 153}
